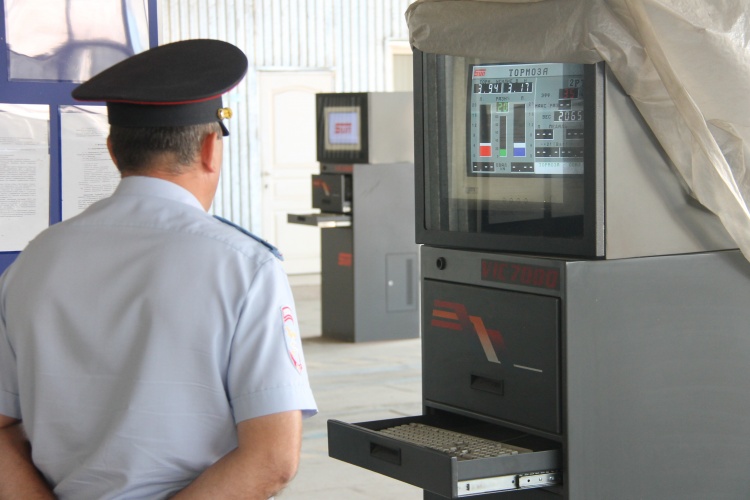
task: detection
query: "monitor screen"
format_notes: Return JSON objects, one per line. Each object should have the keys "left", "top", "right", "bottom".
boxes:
{"left": 468, "top": 63, "right": 586, "bottom": 177}
{"left": 325, "top": 107, "right": 361, "bottom": 148}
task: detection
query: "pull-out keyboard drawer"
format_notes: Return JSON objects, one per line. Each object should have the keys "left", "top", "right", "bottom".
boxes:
{"left": 328, "top": 413, "right": 562, "bottom": 498}
{"left": 286, "top": 212, "right": 352, "bottom": 227}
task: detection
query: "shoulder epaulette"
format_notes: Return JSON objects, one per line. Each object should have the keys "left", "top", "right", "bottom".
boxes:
{"left": 213, "top": 215, "right": 284, "bottom": 261}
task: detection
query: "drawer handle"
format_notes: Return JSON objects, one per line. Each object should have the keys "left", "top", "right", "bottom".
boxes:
{"left": 470, "top": 374, "right": 505, "bottom": 396}
{"left": 370, "top": 442, "right": 402, "bottom": 466}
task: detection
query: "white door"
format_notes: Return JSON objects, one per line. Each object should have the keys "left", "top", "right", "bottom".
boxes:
{"left": 258, "top": 71, "right": 335, "bottom": 275}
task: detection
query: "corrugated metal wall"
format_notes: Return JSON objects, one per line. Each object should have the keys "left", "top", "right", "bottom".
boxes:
{"left": 158, "top": 0, "right": 414, "bottom": 232}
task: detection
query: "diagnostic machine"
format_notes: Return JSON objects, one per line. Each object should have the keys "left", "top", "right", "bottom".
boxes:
{"left": 290, "top": 92, "right": 420, "bottom": 342}
{"left": 328, "top": 50, "right": 750, "bottom": 500}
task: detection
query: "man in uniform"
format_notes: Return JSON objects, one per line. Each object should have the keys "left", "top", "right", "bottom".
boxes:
{"left": 0, "top": 39, "right": 317, "bottom": 498}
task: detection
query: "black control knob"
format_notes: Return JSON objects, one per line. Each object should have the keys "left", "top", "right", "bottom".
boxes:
{"left": 436, "top": 257, "right": 447, "bottom": 270}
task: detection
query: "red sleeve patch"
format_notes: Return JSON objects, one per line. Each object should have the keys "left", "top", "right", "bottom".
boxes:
{"left": 282, "top": 306, "right": 304, "bottom": 374}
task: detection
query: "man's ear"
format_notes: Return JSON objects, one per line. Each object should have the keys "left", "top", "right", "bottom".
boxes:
{"left": 106, "top": 136, "right": 119, "bottom": 168}
{"left": 199, "top": 132, "right": 221, "bottom": 173}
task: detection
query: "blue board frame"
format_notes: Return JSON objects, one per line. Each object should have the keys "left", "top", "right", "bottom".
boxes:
{"left": 0, "top": 0, "right": 159, "bottom": 273}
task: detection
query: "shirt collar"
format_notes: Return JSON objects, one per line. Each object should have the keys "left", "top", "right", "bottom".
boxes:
{"left": 113, "top": 176, "right": 206, "bottom": 212}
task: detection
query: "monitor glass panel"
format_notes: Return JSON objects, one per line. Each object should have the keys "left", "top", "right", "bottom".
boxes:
{"left": 324, "top": 107, "right": 361, "bottom": 151}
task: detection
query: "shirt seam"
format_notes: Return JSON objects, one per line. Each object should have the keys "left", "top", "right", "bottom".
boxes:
{"left": 229, "top": 379, "right": 312, "bottom": 404}
{"left": 52, "top": 216, "right": 275, "bottom": 266}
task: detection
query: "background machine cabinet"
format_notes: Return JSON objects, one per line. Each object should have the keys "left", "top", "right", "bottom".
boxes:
{"left": 289, "top": 92, "right": 419, "bottom": 342}
{"left": 328, "top": 51, "right": 750, "bottom": 498}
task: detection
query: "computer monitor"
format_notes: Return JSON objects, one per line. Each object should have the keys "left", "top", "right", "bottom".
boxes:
{"left": 316, "top": 93, "right": 369, "bottom": 164}
{"left": 415, "top": 51, "right": 602, "bottom": 257}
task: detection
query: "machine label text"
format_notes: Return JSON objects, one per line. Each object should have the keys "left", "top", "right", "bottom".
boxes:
{"left": 481, "top": 259, "right": 560, "bottom": 290}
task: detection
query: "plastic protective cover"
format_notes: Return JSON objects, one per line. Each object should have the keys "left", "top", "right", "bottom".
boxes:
{"left": 406, "top": 0, "right": 750, "bottom": 260}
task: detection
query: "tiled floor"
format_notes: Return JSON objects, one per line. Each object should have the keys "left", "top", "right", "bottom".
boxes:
{"left": 279, "top": 278, "right": 424, "bottom": 499}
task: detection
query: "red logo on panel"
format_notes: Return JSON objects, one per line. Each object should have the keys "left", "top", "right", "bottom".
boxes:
{"left": 312, "top": 178, "right": 331, "bottom": 196}
{"left": 335, "top": 123, "right": 352, "bottom": 134}
{"left": 338, "top": 252, "right": 353, "bottom": 267}
{"left": 474, "top": 68, "right": 486, "bottom": 77}
{"left": 431, "top": 300, "right": 505, "bottom": 364}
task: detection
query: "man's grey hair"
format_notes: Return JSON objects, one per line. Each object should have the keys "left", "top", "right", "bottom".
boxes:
{"left": 108, "top": 122, "right": 222, "bottom": 175}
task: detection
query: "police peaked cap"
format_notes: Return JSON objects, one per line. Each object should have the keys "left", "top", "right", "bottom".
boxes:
{"left": 72, "top": 39, "right": 248, "bottom": 136}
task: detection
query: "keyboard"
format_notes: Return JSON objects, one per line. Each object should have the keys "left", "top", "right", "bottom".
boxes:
{"left": 378, "top": 423, "right": 531, "bottom": 461}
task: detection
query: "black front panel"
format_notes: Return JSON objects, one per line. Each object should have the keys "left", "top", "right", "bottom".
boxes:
{"left": 423, "top": 279, "right": 560, "bottom": 434}
{"left": 321, "top": 227, "right": 354, "bottom": 341}
{"left": 312, "top": 173, "right": 352, "bottom": 213}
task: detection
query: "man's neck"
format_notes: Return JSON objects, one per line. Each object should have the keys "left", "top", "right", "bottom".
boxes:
{"left": 122, "top": 166, "right": 214, "bottom": 211}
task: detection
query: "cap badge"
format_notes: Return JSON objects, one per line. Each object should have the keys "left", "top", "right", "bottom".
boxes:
{"left": 217, "top": 107, "right": 233, "bottom": 120}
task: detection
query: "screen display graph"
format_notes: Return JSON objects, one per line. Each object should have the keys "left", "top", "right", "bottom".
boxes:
{"left": 468, "top": 63, "right": 586, "bottom": 176}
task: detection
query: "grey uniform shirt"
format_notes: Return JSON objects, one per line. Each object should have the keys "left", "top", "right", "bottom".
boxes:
{"left": 0, "top": 176, "right": 317, "bottom": 499}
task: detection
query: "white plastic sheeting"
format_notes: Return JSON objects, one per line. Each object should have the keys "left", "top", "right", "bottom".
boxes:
{"left": 406, "top": 0, "right": 750, "bottom": 260}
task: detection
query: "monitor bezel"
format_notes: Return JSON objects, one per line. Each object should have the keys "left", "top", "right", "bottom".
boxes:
{"left": 316, "top": 92, "right": 369, "bottom": 164}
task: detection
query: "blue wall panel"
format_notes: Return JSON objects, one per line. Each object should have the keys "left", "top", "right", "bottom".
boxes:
{"left": 0, "top": 0, "right": 158, "bottom": 274}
